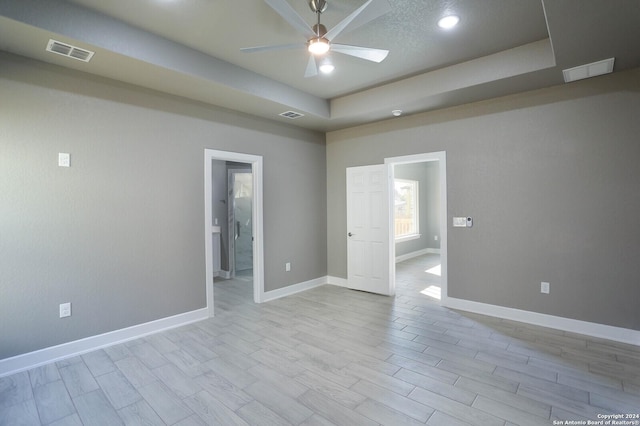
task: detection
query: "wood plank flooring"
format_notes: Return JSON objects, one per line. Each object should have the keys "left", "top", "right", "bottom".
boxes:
{"left": 2, "top": 254, "right": 639, "bottom": 425}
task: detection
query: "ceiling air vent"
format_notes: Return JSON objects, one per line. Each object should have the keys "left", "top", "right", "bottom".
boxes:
{"left": 46, "top": 39, "right": 95, "bottom": 62}
{"left": 563, "top": 58, "right": 614, "bottom": 83}
{"left": 279, "top": 111, "right": 304, "bottom": 119}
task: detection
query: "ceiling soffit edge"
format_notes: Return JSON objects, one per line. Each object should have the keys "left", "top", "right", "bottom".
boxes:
{"left": 331, "top": 39, "right": 556, "bottom": 120}
{"left": 0, "top": 0, "right": 330, "bottom": 118}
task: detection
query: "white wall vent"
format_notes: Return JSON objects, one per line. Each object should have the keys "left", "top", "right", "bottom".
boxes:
{"left": 279, "top": 111, "right": 304, "bottom": 119}
{"left": 563, "top": 57, "right": 615, "bottom": 83}
{"left": 46, "top": 39, "right": 95, "bottom": 62}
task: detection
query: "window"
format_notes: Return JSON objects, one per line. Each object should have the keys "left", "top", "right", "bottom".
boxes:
{"left": 394, "top": 178, "right": 420, "bottom": 241}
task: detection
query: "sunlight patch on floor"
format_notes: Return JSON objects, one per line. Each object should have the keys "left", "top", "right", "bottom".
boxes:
{"left": 425, "top": 264, "right": 441, "bottom": 276}
{"left": 420, "top": 285, "right": 441, "bottom": 300}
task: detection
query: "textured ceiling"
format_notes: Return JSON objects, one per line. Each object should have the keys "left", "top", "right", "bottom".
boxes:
{"left": 61, "top": 0, "right": 548, "bottom": 98}
{"left": 1, "top": 0, "right": 639, "bottom": 131}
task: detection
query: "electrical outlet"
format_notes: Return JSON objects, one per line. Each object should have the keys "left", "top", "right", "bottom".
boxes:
{"left": 59, "top": 302, "right": 71, "bottom": 318}
{"left": 285, "top": 262, "right": 291, "bottom": 272}
{"left": 540, "top": 282, "right": 550, "bottom": 294}
{"left": 434, "top": 235, "right": 438, "bottom": 241}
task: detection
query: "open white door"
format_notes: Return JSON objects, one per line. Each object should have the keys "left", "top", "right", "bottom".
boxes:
{"left": 347, "top": 165, "right": 394, "bottom": 296}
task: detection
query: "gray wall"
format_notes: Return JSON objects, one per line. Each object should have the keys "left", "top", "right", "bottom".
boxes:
{"left": 327, "top": 68, "right": 640, "bottom": 331}
{"left": 0, "top": 52, "right": 327, "bottom": 359}
{"left": 394, "top": 161, "right": 440, "bottom": 257}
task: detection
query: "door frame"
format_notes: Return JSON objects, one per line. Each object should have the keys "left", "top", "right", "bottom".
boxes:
{"left": 204, "top": 149, "right": 264, "bottom": 317}
{"left": 384, "top": 151, "right": 448, "bottom": 303}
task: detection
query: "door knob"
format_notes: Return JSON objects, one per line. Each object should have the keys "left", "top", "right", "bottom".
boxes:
{"left": 348, "top": 232, "right": 354, "bottom": 237}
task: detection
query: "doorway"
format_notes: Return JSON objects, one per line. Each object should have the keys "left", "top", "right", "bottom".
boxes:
{"left": 228, "top": 167, "right": 253, "bottom": 278}
{"left": 385, "top": 151, "right": 447, "bottom": 303}
{"left": 204, "top": 149, "right": 264, "bottom": 317}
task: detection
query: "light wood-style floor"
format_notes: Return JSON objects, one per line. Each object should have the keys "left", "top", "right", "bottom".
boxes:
{"left": 2, "top": 254, "right": 639, "bottom": 425}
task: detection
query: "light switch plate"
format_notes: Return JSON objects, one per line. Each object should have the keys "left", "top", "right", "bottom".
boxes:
{"left": 453, "top": 217, "right": 467, "bottom": 227}
{"left": 59, "top": 302, "right": 71, "bottom": 318}
{"left": 58, "top": 153, "right": 70, "bottom": 167}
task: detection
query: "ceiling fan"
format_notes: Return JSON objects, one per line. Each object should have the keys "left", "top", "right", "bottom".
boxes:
{"left": 241, "top": 0, "right": 391, "bottom": 77}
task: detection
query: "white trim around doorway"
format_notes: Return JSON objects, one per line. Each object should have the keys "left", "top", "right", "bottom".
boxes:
{"left": 204, "top": 149, "right": 265, "bottom": 318}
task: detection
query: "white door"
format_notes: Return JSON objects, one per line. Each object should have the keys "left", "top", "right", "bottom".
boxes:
{"left": 347, "top": 165, "right": 393, "bottom": 295}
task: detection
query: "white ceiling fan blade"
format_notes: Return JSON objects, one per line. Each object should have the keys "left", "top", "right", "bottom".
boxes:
{"left": 264, "top": 0, "right": 316, "bottom": 39}
{"left": 304, "top": 55, "right": 318, "bottom": 78}
{"left": 241, "top": 43, "right": 306, "bottom": 53}
{"left": 324, "top": 0, "right": 392, "bottom": 41}
{"left": 331, "top": 44, "right": 389, "bottom": 62}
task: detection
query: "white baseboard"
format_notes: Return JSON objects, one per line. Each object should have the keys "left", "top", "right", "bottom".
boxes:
{"left": 261, "top": 276, "right": 328, "bottom": 303}
{"left": 327, "top": 277, "right": 639, "bottom": 345}
{"left": 327, "top": 275, "right": 349, "bottom": 288}
{"left": 0, "top": 308, "right": 208, "bottom": 378}
{"left": 6, "top": 284, "right": 634, "bottom": 379}
{"left": 395, "top": 248, "right": 440, "bottom": 263}
{"left": 444, "top": 297, "right": 640, "bottom": 346}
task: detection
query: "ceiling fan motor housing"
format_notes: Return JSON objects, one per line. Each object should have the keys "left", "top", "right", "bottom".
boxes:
{"left": 312, "top": 23, "right": 328, "bottom": 37}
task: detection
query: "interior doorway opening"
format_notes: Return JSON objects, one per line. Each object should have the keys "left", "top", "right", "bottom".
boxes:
{"left": 385, "top": 152, "right": 447, "bottom": 303}
{"left": 204, "top": 150, "right": 264, "bottom": 317}
{"left": 228, "top": 166, "right": 253, "bottom": 279}
{"left": 210, "top": 165, "right": 255, "bottom": 312}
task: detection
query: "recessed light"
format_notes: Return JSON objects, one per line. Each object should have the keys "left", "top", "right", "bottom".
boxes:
{"left": 319, "top": 57, "right": 334, "bottom": 74}
{"left": 438, "top": 15, "right": 460, "bottom": 29}
{"left": 392, "top": 109, "right": 402, "bottom": 117}
{"left": 319, "top": 64, "right": 335, "bottom": 74}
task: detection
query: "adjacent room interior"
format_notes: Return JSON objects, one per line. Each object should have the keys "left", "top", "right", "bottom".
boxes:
{"left": 1, "top": 0, "right": 639, "bottom": 425}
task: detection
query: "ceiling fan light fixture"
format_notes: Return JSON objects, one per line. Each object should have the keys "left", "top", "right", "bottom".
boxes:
{"left": 242, "top": 0, "right": 393, "bottom": 77}
{"left": 438, "top": 15, "right": 460, "bottom": 29}
{"left": 308, "top": 38, "right": 330, "bottom": 55}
